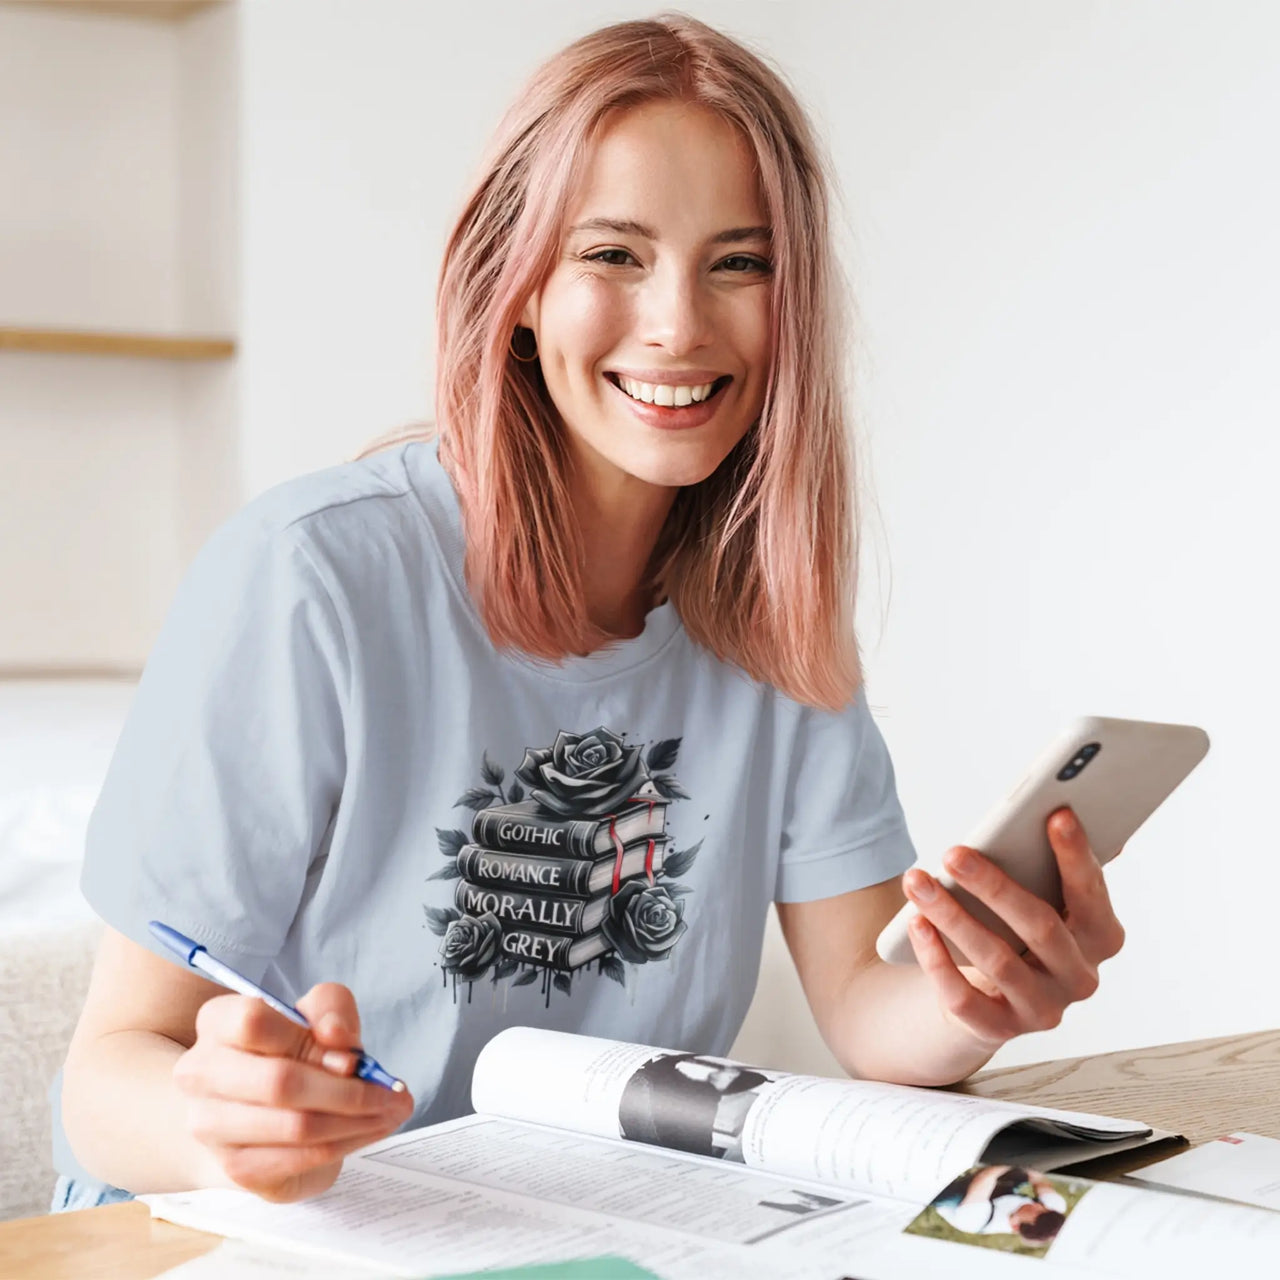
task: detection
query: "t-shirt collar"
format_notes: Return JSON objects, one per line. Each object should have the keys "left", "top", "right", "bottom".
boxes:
{"left": 404, "top": 437, "right": 682, "bottom": 683}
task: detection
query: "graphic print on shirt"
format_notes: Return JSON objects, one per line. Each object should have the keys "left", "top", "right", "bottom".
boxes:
{"left": 426, "top": 727, "right": 700, "bottom": 1004}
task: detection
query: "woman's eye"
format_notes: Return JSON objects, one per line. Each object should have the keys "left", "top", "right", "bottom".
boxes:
{"left": 583, "top": 249, "right": 635, "bottom": 266}
{"left": 719, "top": 254, "right": 772, "bottom": 274}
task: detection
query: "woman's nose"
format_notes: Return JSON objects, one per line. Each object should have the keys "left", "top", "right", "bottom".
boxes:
{"left": 639, "top": 267, "right": 714, "bottom": 355}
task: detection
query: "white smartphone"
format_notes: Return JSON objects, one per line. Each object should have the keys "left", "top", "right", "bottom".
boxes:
{"left": 876, "top": 715, "right": 1210, "bottom": 966}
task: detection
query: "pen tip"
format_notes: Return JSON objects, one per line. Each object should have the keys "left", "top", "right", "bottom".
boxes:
{"left": 392, "top": 1079, "right": 407, "bottom": 1092}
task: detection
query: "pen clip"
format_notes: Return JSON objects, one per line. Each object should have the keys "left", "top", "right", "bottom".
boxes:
{"left": 148, "top": 920, "right": 203, "bottom": 966}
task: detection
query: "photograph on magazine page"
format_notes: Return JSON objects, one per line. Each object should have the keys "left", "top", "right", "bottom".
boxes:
{"left": 617, "top": 1051, "right": 781, "bottom": 1161}
{"left": 905, "top": 1164, "right": 1091, "bottom": 1259}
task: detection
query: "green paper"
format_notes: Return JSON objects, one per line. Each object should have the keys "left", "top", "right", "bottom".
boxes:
{"left": 424, "top": 1259, "right": 660, "bottom": 1280}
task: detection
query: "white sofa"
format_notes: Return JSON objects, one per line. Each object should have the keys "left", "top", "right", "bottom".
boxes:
{"left": 0, "top": 680, "right": 128, "bottom": 1220}
{"left": 0, "top": 919, "right": 102, "bottom": 1220}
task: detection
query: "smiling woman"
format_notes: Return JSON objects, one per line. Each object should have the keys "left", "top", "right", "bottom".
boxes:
{"left": 421, "top": 17, "right": 859, "bottom": 700}
{"left": 54, "top": 11, "right": 1127, "bottom": 1215}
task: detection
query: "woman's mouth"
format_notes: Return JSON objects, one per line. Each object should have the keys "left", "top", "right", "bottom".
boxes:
{"left": 603, "top": 373, "right": 732, "bottom": 430}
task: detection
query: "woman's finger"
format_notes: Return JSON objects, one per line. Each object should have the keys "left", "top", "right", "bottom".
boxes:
{"left": 907, "top": 915, "right": 1015, "bottom": 1047}
{"left": 215, "top": 1130, "right": 387, "bottom": 1201}
{"left": 904, "top": 869, "right": 1065, "bottom": 1031}
{"left": 1048, "top": 809, "right": 1126, "bottom": 962}
{"left": 194, "top": 993, "right": 312, "bottom": 1060}
{"left": 193, "top": 987, "right": 372, "bottom": 1080}
{"left": 942, "top": 846, "right": 1101, "bottom": 1005}
{"left": 295, "top": 983, "right": 364, "bottom": 1049}
{"left": 185, "top": 1095, "right": 405, "bottom": 1150}
{"left": 175, "top": 1042, "right": 411, "bottom": 1119}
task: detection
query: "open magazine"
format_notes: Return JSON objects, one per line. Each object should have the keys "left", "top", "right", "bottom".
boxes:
{"left": 143, "top": 1029, "right": 1280, "bottom": 1279}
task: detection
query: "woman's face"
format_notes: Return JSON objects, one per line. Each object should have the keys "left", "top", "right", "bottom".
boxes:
{"left": 520, "top": 100, "right": 774, "bottom": 498}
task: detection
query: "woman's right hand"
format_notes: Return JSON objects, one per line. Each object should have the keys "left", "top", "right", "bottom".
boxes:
{"left": 172, "top": 982, "right": 415, "bottom": 1202}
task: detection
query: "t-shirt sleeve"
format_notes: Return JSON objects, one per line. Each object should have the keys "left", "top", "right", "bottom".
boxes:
{"left": 774, "top": 686, "right": 917, "bottom": 902}
{"left": 81, "top": 509, "right": 348, "bottom": 981}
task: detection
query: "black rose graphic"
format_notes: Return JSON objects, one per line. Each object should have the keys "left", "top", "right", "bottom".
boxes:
{"left": 515, "top": 727, "right": 647, "bottom": 818}
{"left": 439, "top": 912, "right": 501, "bottom": 980}
{"left": 601, "top": 881, "right": 688, "bottom": 964}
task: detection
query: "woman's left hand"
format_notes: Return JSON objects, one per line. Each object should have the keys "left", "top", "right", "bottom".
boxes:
{"left": 903, "top": 807, "right": 1126, "bottom": 1050}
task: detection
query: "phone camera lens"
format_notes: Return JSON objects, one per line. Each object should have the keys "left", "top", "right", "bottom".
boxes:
{"left": 1057, "top": 742, "right": 1100, "bottom": 782}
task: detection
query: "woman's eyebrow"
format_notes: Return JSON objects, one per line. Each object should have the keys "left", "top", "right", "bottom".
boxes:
{"left": 568, "top": 216, "right": 772, "bottom": 245}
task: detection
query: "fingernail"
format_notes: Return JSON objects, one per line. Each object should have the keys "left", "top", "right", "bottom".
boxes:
{"left": 319, "top": 1013, "right": 350, "bottom": 1040}
{"left": 947, "top": 848, "right": 976, "bottom": 877}
{"left": 907, "top": 869, "right": 936, "bottom": 902}
{"left": 322, "top": 1049, "right": 354, "bottom": 1074}
{"left": 1057, "top": 809, "right": 1079, "bottom": 837}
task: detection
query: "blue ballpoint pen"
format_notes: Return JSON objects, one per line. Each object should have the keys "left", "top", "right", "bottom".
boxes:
{"left": 148, "top": 920, "right": 405, "bottom": 1093}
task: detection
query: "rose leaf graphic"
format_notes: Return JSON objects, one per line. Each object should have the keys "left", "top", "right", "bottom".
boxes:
{"left": 424, "top": 905, "right": 461, "bottom": 938}
{"left": 427, "top": 860, "right": 462, "bottom": 881}
{"left": 436, "top": 827, "right": 468, "bottom": 859}
{"left": 512, "top": 968, "right": 539, "bottom": 987}
{"left": 650, "top": 773, "right": 689, "bottom": 801}
{"left": 662, "top": 840, "right": 702, "bottom": 878}
{"left": 454, "top": 787, "right": 500, "bottom": 811}
{"left": 599, "top": 954, "right": 627, "bottom": 988}
{"left": 646, "top": 737, "right": 681, "bottom": 772}
{"left": 480, "top": 752, "right": 505, "bottom": 787}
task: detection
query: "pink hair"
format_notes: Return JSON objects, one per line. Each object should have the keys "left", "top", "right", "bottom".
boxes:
{"left": 365, "top": 12, "right": 862, "bottom": 710}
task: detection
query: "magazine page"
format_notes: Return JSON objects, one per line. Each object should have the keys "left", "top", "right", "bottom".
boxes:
{"left": 144, "top": 1113, "right": 917, "bottom": 1280}
{"left": 1127, "top": 1131, "right": 1280, "bottom": 1210}
{"left": 146, "top": 1119, "right": 1280, "bottom": 1280}
{"left": 889, "top": 1162, "right": 1280, "bottom": 1276}
{"left": 470, "top": 1028, "right": 1157, "bottom": 1204}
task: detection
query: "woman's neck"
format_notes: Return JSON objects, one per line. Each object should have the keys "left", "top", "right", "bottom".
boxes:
{"left": 568, "top": 456, "right": 676, "bottom": 642}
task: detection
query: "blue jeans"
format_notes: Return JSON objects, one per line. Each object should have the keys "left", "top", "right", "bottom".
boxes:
{"left": 50, "top": 1174, "right": 135, "bottom": 1213}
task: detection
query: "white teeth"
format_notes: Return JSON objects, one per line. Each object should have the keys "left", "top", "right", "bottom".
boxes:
{"left": 615, "top": 376, "right": 719, "bottom": 406}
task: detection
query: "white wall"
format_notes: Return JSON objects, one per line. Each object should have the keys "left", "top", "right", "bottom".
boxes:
{"left": 231, "top": 0, "right": 1279, "bottom": 1068}
{"left": 175, "top": 0, "right": 241, "bottom": 565}
{"left": 0, "top": 5, "right": 183, "bottom": 668}
{"left": 0, "top": 0, "right": 238, "bottom": 667}
{"left": 805, "top": 0, "right": 1280, "bottom": 1066}
{"left": 4, "top": 1, "right": 1276, "bottom": 1069}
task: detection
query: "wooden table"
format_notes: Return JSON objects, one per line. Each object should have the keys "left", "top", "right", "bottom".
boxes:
{"left": 4, "top": 1027, "right": 1278, "bottom": 1280}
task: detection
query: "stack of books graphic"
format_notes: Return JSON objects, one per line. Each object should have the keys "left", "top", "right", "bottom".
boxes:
{"left": 456, "top": 781, "right": 669, "bottom": 971}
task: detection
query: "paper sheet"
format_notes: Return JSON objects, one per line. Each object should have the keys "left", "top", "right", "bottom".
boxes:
{"left": 154, "top": 1239, "right": 660, "bottom": 1280}
{"left": 152, "top": 1237, "right": 397, "bottom": 1278}
{"left": 1128, "top": 1132, "right": 1280, "bottom": 1211}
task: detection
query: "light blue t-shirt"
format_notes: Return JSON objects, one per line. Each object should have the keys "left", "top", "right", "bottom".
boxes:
{"left": 53, "top": 438, "right": 916, "bottom": 1177}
